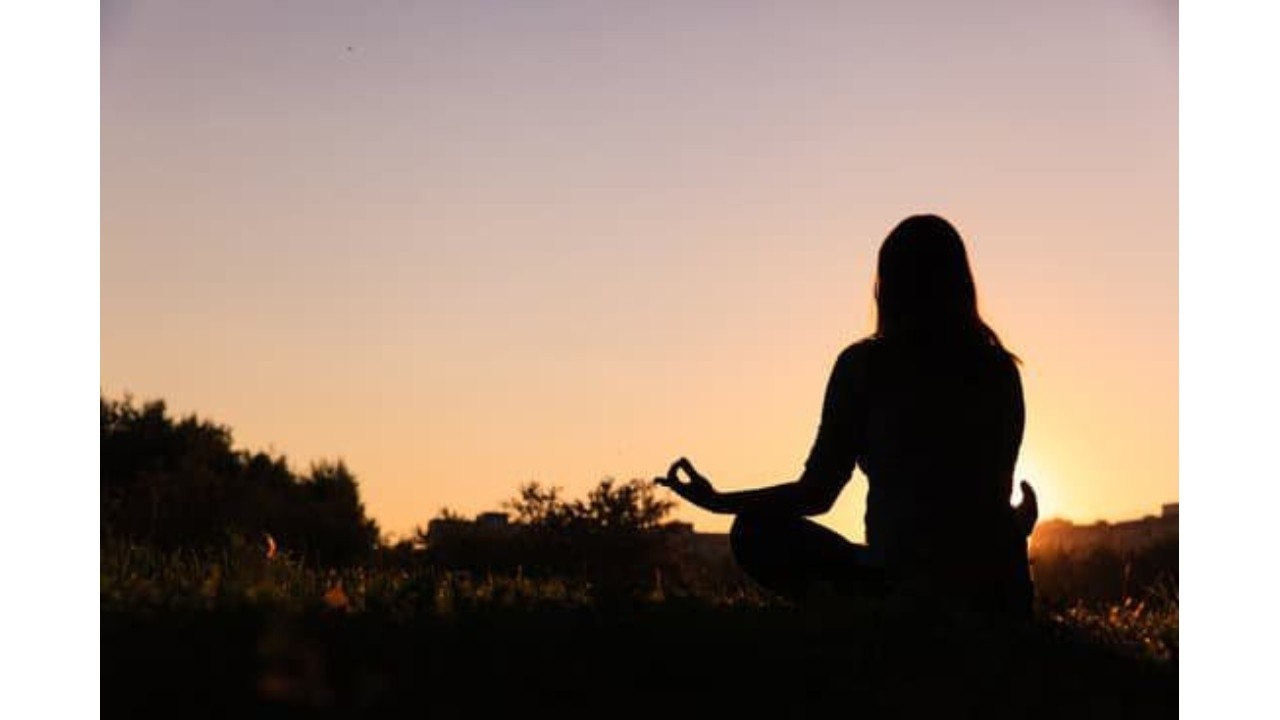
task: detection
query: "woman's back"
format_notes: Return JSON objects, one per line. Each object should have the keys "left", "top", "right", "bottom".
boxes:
{"left": 849, "top": 334, "right": 1029, "bottom": 609}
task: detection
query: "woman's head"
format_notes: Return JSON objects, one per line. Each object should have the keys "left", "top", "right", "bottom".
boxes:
{"left": 874, "top": 214, "right": 1011, "bottom": 354}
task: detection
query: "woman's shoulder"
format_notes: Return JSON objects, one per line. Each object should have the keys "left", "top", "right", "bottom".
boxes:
{"left": 836, "top": 336, "right": 880, "bottom": 363}
{"left": 831, "top": 337, "right": 882, "bottom": 379}
{"left": 837, "top": 334, "right": 1018, "bottom": 376}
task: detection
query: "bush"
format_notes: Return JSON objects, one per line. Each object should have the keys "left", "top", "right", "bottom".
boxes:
{"left": 101, "top": 395, "right": 380, "bottom": 566}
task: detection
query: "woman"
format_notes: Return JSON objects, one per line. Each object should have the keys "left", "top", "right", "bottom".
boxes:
{"left": 656, "top": 214, "right": 1037, "bottom": 617}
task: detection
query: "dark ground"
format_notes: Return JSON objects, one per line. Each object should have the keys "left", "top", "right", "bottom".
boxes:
{"left": 103, "top": 602, "right": 1176, "bottom": 719}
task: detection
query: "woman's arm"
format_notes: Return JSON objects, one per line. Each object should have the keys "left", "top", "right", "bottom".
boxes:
{"left": 657, "top": 344, "right": 866, "bottom": 516}
{"left": 656, "top": 458, "right": 838, "bottom": 515}
{"left": 1005, "top": 360, "right": 1037, "bottom": 535}
{"left": 712, "top": 478, "right": 841, "bottom": 516}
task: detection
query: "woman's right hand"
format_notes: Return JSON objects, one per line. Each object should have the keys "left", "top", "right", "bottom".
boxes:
{"left": 655, "top": 457, "right": 723, "bottom": 512}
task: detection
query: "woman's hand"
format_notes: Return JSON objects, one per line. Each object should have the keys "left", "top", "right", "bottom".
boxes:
{"left": 1014, "top": 480, "right": 1038, "bottom": 536}
{"left": 654, "top": 457, "right": 724, "bottom": 512}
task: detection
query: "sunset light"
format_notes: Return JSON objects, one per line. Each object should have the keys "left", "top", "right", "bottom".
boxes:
{"left": 77, "top": 1, "right": 1217, "bottom": 715}
{"left": 102, "top": 1, "right": 1175, "bottom": 539}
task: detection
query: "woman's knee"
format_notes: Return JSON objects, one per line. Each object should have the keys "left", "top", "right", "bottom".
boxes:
{"left": 729, "top": 512, "right": 795, "bottom": 563}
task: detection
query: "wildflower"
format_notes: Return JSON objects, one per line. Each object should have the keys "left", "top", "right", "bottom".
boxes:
{"left": 323, "top": 582, "right": 350, "bottom": 611}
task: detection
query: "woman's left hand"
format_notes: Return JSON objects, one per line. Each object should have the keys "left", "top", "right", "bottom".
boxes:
{"left": 654, "top": 457, "right": 723, "bottom": 512}
{"left": 1013, "top": 479, "right": 1038, "bottom": 536}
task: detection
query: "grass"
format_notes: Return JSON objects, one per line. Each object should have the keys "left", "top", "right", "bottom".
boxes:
{"left": 102, "top": 542, "right": 1177, "bottom": 718}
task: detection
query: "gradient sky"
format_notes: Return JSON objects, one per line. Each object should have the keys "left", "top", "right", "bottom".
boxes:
{"left": 102, "top": 0, "right": 1177, "bottom": 540}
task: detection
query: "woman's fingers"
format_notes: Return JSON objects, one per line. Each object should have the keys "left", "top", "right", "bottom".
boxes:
{"left": 657, "top": 458, "right": 708, "bottom": 503}
{"left": 1018, "top": 480, "right": 1038, "bottom": 512}
{"left": 667, "top": 459, "right": 685, "bottom": 482}
{"left": 675, "top": 457, "right": 703, "bottom": 482}
{"left": 657, "top": 463, "right": 687, "bottom": 490}
{"left": 657, "top": 460, "right": 694, "bottom": 499}
{"left": 665, "top": 457, "right": 700, "bottom": 485}
{"left": 1020, "top": 480, "right": 1038, "bottom": 521}
{"left": 1019, "top": 480, "right": 1037, "bottom": 503}
{"left": 656, "top": 476, "right": 693, "bottom": 503}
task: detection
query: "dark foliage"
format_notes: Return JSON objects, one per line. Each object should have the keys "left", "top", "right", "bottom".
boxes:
{"left": 408, "top": 479, "right": 742, "bottom": 599}
{"left": 1031, "top": 539, "right": 1179, "bottom": 607}
{"left": 102, "top": 601, "right": 1176, "bottom": 718}
{"left": 101, "top": 395, "right": 380, "bottom": 566}
{"left": 506, "top": 478, "right": 675, "bottom": 532}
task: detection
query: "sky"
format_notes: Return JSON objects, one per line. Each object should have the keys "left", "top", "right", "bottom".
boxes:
{"left": 101, "top": 0, "right": 1177, "bottom": 540}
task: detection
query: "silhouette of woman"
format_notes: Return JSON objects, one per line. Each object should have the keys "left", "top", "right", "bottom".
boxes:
{"left": 657, "top": 214, "right": 1037, "bottom": 617}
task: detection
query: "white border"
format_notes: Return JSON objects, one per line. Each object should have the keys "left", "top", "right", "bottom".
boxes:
{"left": 1182, "top": 0, "right": 1280, "bottom": 716}
{"left": 4, "top": 0, "right": 1277, "bottom": 715}
{"left": 0, "top": 2, "right": 101, "bottom": 717}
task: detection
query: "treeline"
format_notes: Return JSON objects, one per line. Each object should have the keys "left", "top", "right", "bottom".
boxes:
{"left": 400, "top": 481, "right": 749, "bottom": 599}
{"left": 101, "top": 396, "right": 379, "bottom": 565}
{"left": 98, "top": 393, "right": 732, "bottom": 594}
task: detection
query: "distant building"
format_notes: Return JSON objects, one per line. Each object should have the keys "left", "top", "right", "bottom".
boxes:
{"left": 1031, "top": 502, "right": 1178, "bottom": 555}
{"left": 659, "top": 522, "right": 733, "bottom": 566}
{"left": 424, "top": 513, "right": 518, "bottom": 550}
{"left": 475, "top": 512, "right": 510, "bottom": 528}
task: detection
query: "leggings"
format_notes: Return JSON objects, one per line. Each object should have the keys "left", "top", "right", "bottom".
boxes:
{"left": 730, "top": 512, "right": 1032, "bottom": 617}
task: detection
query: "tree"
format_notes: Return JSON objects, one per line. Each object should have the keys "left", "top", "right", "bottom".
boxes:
{"left": 505, "top": 482, "right": 573, "bottom": 530}
{"left": 291, "top": 460, "right": 381, "bottom": 564}
{"left": 581, "top": 478, "right": 675, "bottom": 532}
{"left": 100, "top": 394, "right": 380, "bottom": 565}
{"left": 505, "top": 478, "right": 674, "bottom": 533}
{"left": 495, "top": 478, "right": 678, "bottom": 597}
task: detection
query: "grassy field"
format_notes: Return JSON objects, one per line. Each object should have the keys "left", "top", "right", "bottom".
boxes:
{"left": 102, "top": 542, "right": 1177, "bottom": 717}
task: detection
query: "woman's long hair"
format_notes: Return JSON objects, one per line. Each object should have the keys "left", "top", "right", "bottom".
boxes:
{"left": 873, "top": 214, "right": 1014, "bottom": 359}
